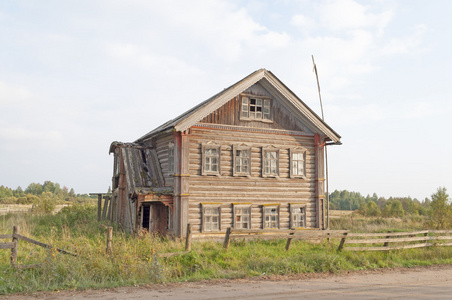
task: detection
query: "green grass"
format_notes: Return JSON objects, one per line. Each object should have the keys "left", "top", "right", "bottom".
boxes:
{"left": 1, "top": 207, "right": 451, "bottom": 294}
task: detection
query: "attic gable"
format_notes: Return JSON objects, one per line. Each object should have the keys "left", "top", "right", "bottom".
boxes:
{"left": 136, "top": 69, "right": 340, "bottom": 143}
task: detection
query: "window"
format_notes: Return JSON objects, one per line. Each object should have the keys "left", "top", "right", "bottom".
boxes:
{"left": 263, "top": 205, "right": 280, "bottom": 229}
{"left": 233, "top": 205, "right": 251, "bottom": 229}
{"left": 290, "top": 148, "right": 307, "bottom": 178}
{"left": 202, "top": 204, "right": 221, "bottom": 232}
{"left": 168, "top": 142, "right": 175, "bottom": 174}
{"left": 202, "top": 143, "right": 220, "bottom": 175}
{"left": 290, "top": 204, "right": 306, "bottom": 229}
{"left": 233, "top": 145, "right": 251, "bottom": 176}
{"left": 241, "top": 96, "right": 271, "bottom": 121}
{"left": 262, "top": 147, "right": 279, "bottom": 177}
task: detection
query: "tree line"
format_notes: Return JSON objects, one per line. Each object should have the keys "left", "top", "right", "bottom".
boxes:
{"left": 330, "top": 187, "right": 452, "bottom": 229}
{"left": 329, "top": 189, "right": 429, "bottom": 217}
{"left": 0, "top": 181, "right": 94, "bottom": 206}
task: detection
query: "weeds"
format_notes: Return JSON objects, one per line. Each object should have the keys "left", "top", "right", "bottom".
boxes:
{"left": 1, "top": 206, "right": 452, "bottom": 294}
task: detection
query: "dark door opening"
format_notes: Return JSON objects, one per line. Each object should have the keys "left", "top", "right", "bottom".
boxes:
{"left": 141, "top": 202, "right": 169, "bottom": 235}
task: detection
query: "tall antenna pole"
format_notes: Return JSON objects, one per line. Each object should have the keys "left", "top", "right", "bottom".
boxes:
{"left": 312, "top": 55, "right": 330, "bottom": 229}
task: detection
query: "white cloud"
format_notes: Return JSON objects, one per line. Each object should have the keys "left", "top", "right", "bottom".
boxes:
{"left": 403, "top": 101, "right": 438, "bottom": 119}
{"left": 326, "top": 103, "right": 386, "bottom": 127}
{"left": 0, "top": 127, "right": 63, "bottom": 151}
{"left": 0, "top": 81, "right": 34, "bottom": 106}
{"left": 319, "top": 0, "right": 393, "bottom": 33}
{"left": 382, "top": 24, "right": 428, "bottom": 55}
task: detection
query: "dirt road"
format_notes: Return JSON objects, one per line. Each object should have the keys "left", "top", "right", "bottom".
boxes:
{"left": 3, "top": 265, "right": 452, "bottom": 299}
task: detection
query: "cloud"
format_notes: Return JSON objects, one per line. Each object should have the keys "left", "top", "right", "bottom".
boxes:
{"left": 382, "top": 24, "right": 428, "bottom": 55}
{"left": 0, "top": 127, "right": 63, "bottom": 151}
{"left": 326, "top": 103, "right": 386, "bottom": 127}
{"left": 319, "top": 0, "right": 393, "bottom": 33}
{"left": 0, "top": 81, "right": 34, "bottom": 106}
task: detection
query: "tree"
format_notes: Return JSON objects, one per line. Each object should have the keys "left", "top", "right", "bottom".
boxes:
{"left": 429, "top": 187, "right": 452, "bottom": 229}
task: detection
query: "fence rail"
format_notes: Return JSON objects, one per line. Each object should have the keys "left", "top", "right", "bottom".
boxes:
{"left": 0, "top": 226, "right": 76, "bottom": 269}
{"left": 223, "top": 228, "right": 349, "bottom": 251}
{"left": 339, "top": 230, "right": 452, "bottom": 251}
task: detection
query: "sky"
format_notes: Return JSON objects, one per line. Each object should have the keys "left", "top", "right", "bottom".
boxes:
{"left": 1, "top": 0, "right": 451, "bottom": 201}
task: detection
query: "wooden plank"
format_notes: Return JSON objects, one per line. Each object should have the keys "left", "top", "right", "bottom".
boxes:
{"left": 0, "top": 234, "right": 12, "bottom": 239}
{"left": 14, "top": 234, "right": 77, "bottom": 256}
{"left": 345, "top": 236, "right": 433, "bottom": 244}
{"left": 0, "top": 242, "right": 14, "bottom": 249}
{"left": 347, "top": 231, "right": 429, "bottom": 237}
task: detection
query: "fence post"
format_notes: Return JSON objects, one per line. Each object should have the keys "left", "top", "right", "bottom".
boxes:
{"left": 383, "top": 231, "right": 392, "bottom": 247}
{"left": 337, "top": 231, "right": 348, "bottom": 251}
{"left": 223, "top": 227, "right": 232, "bottom": 250}
{"left": 11, "top": 226, "right": 19, "bottom": 268}
{"left": 285, "top": 232, "right": 295, "bottom": 251}
{"left": 97, "top": 194, "right": 102, "bottom": 221}
{"left": 185, "top": 224, "right": 192, "bottom": 252}
{"left": 106, "top": 227, "right": 113, "bottom": 254}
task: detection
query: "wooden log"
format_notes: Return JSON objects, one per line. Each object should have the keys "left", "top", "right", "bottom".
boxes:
{"left": 0, "top": 234, "right": 12, "bottom": 239}
{"left": 0, "top": 242, "right": 14, "bottom": 249}
{"left": 14, "top": 234, "right": 76, "bottom": 256}
{"left": 223, "top": 227, "right": 232, "bottom": 250}
{"left": 185, "top": 224, "right": 192, "bottom": 252}
{"left": 285, "top": 232, "right": 294, "bottom": 251}
{"left": 97, "top": 194, "right": 102, "bottom": 221}
{"left": 107, "top": 196, "right": 112, "bottom": 221}
{"left": 347, "top": 230, "right": 429, "bottom": 237}
{"left": 345, "top": 236, "right": 433, "bottom": 244}
{"left": 106, "top": 227, "right": 113, "bottom": 254}
{"left": 102, "top": 197, "right": 109, "bottom": 220}
{"left": 337, "top": 232, "right": 348, "bottom": 252}
{"left": 11, "top": 226, "right": 18, "bottom": 268}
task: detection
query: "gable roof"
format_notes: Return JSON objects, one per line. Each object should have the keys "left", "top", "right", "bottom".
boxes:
{"left": 136, "top": 68, "right": 341, "bottom": 143}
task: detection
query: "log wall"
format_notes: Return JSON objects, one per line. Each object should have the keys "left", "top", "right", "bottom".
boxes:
{"left": 187, "top": 127, "right": 319, "bottom": 233}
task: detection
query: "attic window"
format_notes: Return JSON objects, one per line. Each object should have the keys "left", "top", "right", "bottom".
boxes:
{"left": 241, "top": 95, "right": 271, "bottom": 121}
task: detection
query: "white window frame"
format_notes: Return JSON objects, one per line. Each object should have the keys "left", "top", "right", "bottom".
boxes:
{"left": 201, "top": 143, "right": 221, "bottom": 176}
{"left": 290, "top": 204, "right": 307, "bottom": 229}
{"left": 290, "top": 147, "right": 307, "bottom": 179}
{"left": 233, "top": 144, "right": 251, "bottom": 177}
{"left": 201, "top": 204, "right": 221, "bottom": 232}
{"left": 262, "top": 205, "right": 280, "bottom": 229}
{"left": 262, "top": 147, "right": 280, "bottom": 178}
{"left": 240, "top": 95, "right": 272, "bottom": 122}
{"left": 168, "top": 142, "right": 175, "bottom": 174}
{"left": 233, "top": 204, "right": 252, "bottom": 229}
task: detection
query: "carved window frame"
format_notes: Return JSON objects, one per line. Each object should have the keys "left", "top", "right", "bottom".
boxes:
{"left": 262, "top": 204, "right": 280, "bottom": 229}
{"left": 240, "top": 94, "right": 272, "bottom": 122}
{"left": 201, "top": 142, "right": 221, "bottom": 176}
{"left": 290, "top": 147, "right": 307, "bottom": 179}
{"left": 233, "top": 204, "right": 252, "bottom": 229}
{"left": 233, "top": 144, "right": 251, "bottom": 177}
{"left": 201, "top": 204, "right": 221, "bottom": 232}
{"left": 262, "top": 146, "right": 280, "bottom": 178}
{"left": 289, "top": 204, "right": 307, "bottom": 229}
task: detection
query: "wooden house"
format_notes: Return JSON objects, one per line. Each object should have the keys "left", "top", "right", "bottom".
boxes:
{"left": 108, "top": 68, "right": 341, "bottom": 238}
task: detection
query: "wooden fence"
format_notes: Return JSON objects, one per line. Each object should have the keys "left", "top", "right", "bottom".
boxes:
{"left": 222, "top": 228, "right": 349, "bottom": 251}
{"left": 0, "top": 226, "right": 76, "bottom": 269}
{"left": 338, "top": 230, "right": 452, "bottom": 251}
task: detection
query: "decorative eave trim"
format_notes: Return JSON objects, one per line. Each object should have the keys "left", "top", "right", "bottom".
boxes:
{"left": 192, "top": 123, "right": 311, "bottom": 137}
{"left": 174, "top": 70, "right": 266, "bottom": 132}
{"left": 174, "top": 69, "right": 340, "bottom": 143}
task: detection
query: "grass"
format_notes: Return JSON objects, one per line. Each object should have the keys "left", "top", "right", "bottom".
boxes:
{"left": 0, "top": 206, "right": 451, "bottom": 294}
